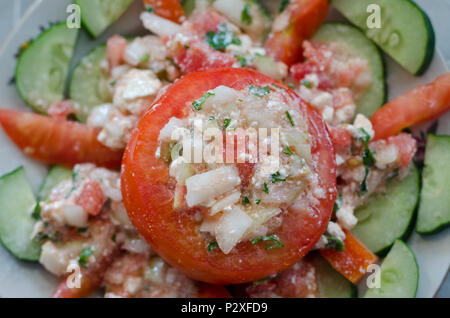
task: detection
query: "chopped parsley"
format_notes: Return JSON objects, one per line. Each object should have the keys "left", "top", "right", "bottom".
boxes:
{"left": 283, "top": 81, "right": 296, "bottom": 89}
{"left": 251, "top": 235, "right": 284, "bottom": 250}
{"left": 140, "top": 53, "right": 150, "bottom": 63}
{"left": 192, "top": 91, "right": 215, "bottom": 111}
{"left": 253, "top": 274, "right": 278, "bottom": 286}
{"left": 109, "top": 81, "right": 116, "bottom": 86}
{"left": 285, "top": 111, "right": 295, "bottom": 127}
{"left": 111, "top": 234, "right": 117, "bottom": 243}
{"left": 249, "top": 85, "right": 270, "bottom": 97}
{"left": 207, "top": 241, "right": 218, "bottom": 253}
{"left": 205, "top": 23, "right": 241, "bottom": 51}
{"left": 242, "top": 196, "right": 250, "bottom": 205}
{"left": 263, "top": 182, "right": 269, "bottom": 194}
{"left": 31, "top": 202, "right": 41, "bottom": 220}
{"left": 362, "top": 147, "right": 376, "bottom": 167}
{"left": 241, "top": 3, "right": 253, "bottom": 25}
{"left": 359, "top": 167, "right": 370, "bottom": 195}
{"left": 325, "top": 236, "right": 345, "bottom": 252}
{"left": 357, "top": 127, "right": 376, "bottom": 195}
{"left": 145, "top": 5, "right": 155, "bottom": 13}
{"left": 223, "top": 118, "right": 231, "bottom": 130}
{"left": 255, "top": 199, "right": 261, "bottom": 205}
{"left": 234, "top": 54, "right": 247, "bottom": 67}
{"left": 279, "top": 0, "right": 290, "bottom": 13}
{"left": 283, "top": 146, "right": 294, "bottom": 156}
{"left": 300, "top": 79, "right": 313, "bottom": 88}
{"left": 271, "top": 171, "right": 286, "bottom": 183}
{"left": 78, "top": 247, "right": 94, "bottom": 268}
{"left": 332, "top": 192, "right": 343, "bottom": 215}
{"left": 77, "top": 227, "right": 88, "bottom": 233}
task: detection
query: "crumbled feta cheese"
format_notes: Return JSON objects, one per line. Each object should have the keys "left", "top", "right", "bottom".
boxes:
{"left": 327, "top": 221, "right": 346, "bottom": 241}
{"left": 335, "top": 104, "right": 356, "bottom": 124}
{"left": 310, "top": 92, "right": 333, "bottom": 111}
{"left": 87, "top": 104, "right": 112, "bottom": 128}
{"left": 353, "top": 114, "right": 375, "bottom": 139}
{"left": 40, "top": 241, "right": 69, "bottom": 276}
{"left": 336, "top": 205, "right": 358, "bottom": 230}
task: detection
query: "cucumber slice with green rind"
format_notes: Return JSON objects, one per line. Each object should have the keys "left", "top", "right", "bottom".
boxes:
{"left": 69, "top": 44, "right": 111, "bottom": 122}
{"left": 364, "top": 240, "right": 418, "bottom": 298}
{"left": 0, "top": 167, "right": 41, "bottom": 261}
{"left": 330, "top": 0, "right": 435, "bottom": 75}
{"left": 416, "top": 134, "right": 450, "bottom": 234}
{"left": 312, "top": 254, "right": 357, "bottom": 298}
{"left": 39, "top": 166, "right": 73, "bottom": 201}
{"left": 312, "top": 22, "right": 386, "bottom": 117}
{"left": 15, "top": 23, "right": 79, "bottom": 114}
{"left": 352, "top": 165, "right": 420, "bottom": 255}
{"left": 76, "top": 0, "right": 134, "bottom": 38}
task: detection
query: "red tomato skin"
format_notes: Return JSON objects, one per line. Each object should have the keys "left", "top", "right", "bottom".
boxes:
{"left": 121, "top": 68, "right": 336, "bottom": 284}
{"left": 0, "top": 109, "right": 123, "bottom": 168}
{"left": 107, "top": 35, "right": 127, "bottom": 70}
{"left": 75, "top": 180, "right": 107, "bottom": 216}
{"left": 196, "top": 284, "right": 232, "bottom": 298}
{"left": 329, "top": 127, "right": 352, "bottom": 150}
{"left": 371, "top": 73, "right": 450, "bottom": 140}
{"left": 142, "top": 0, "right": 186, "bottom": 24}
{"left": 264, "top": 0, "right": 329, "bottom": 66}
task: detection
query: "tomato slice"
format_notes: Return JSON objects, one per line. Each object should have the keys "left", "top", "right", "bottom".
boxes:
{"left": 0, "top": 109, "right": 123, "bottom": 168}
{"left": 121, "top": 68, "right": 336, "bottom": 284}
{"left": 264, "top": 0, "right": 329, "bottom": 66}
{"left": 371, "top": 73, "right": 450, "bottom": 140}
{"left": 142, "top": 0, "right": 185, "bottom": 24}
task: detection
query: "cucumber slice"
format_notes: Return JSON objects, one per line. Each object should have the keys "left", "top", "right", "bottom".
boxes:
{"left": 312, "top": 254, "right": 356, "bottom": 298}
{"left": 39, "top": 166, "right": 73, "bottom": 201}
{"left": 69, "top": 44, "right": 111, "bottom": 122}
{"left": 352, "top": 165, "right": 420, "bottom": 255}
{"left": 182, "top": 0, "right": 212, "bottom": 16}
{"left": 15, "top": 23, "right": 79, "bottom": 114}
{"left": 76, "top": 0, "right": 134, "bottom": 38}
{"left": 364, "top": 240, "right": 418, "bottom": 298}
{"left": 416, "top": 135, "right": 450, "bottom": 234}
{"left": 330, "top": 0, "right": 435, "bottom": 75}
{"left": 212, "top": 0, "right": 272, "bottom": 43}
{"left": 0, "top": 167, "right": 41, "bottom": 261}
{"left": 312, "top": 23, "right": 386, "bottom": 117}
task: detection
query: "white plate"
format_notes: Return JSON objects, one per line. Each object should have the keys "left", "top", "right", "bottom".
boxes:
{"left": 0, "top": 0, "right": 448, "bottom": 298}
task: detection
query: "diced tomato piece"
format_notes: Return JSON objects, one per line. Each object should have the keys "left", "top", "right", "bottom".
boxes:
{"left": 371, "top": 73, "right": 450, "bottom": 140}
{"left": 165, "top": 38, "right": 236, "bottom": 74}
{"left": 188, "top": 9, "right": 227, "bottom": 37}
{"left": 48, "top": 100, "right": 75, "bottom": 120}
{"left": 265, "top": 0, "right": 329, "bottom": 66}
{"left": 329, "top": 126, "right": 352, "bottom": 150}
{"left": 0, "top": 109, "right": 123, "bottom": 168}
{"left": 107, "top": 34, "right": 127, "bottom": 70}
{"left": 75, "top": 180, "right": 107, "bottom": 216}
{"left": 143, "top": 0, "right": 185, "bottom": 24}
{"left": 387, "top": 133, "right": 417, "bottom": 168}
{"left": 196, "top": 284, "right": 232, "bottom": 298}
{"left": 320, "top": 231, "right": 378, "bottom": 284}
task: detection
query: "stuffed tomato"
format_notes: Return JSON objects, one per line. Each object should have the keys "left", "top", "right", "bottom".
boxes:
{"left": 121, "top": 68, "right": 336, "bottom": 284}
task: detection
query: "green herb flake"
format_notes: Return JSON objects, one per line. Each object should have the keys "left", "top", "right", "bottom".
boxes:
{"left": 283, "top": 81, "right": 296, "bottom": 89}
{"left": 31, "top": 202, "right": 41, "bottom": 220}
{"left": 77, "top": 227, "right": 88, "bottom": 233}
{"left": 241, "top": 3, "right": 253, "bottom": 25}
{"left": 235, "top": 54, "right": 247, "bottom": 67}
{"left": 325, "top": 236, "right": 345, "bottom": 252}
{"left": 283, "top": 146, "right": 294, "bottom": 156}
{"left": 109, "top": 81, "right": 116, "bottom": 86}
{"left": 251, "top": 235, "right": 284, "bottom": 250}
{"left": 78, "top": 247, "right": 94, "bottom": 268}
{"left": 223, "top": 118, "right": 231, "bottom": 130}
{"left": 207, "top": 241, "right": 218, "bottom": 253}
{"left": 145, "top": 5, "right": 155, "bottom": 13}
{"left": 263, "top": 182, "right": 269, "bottom": 194}
{"left": 249, "top": 85, "right": 270, "bottom": 97}
{"left": 271, "top": 171, "right": 286, "bottom": 183}
{"left": 301, "top": 79, "right": 313, "bottom": 88}
{"left": 279, "top": 0, "right": 290, "bottom": 13}
{"left": 111, "top": 234, "right": 117, "bottom": 243}
{"left": 362, "top": 148, "right": 376, "bottom": 167}
{"left": 140, "top": 53, "right": 150, "bottom": 63}
{"left": 359, "top": 167, "right": 370, "bottom": 195}
{"left": 205, "top": 23, "right": 241, "bottom": 51}
{"left": 192, "top": 92, "right": 215, "bottom": 111}
{"left": 255, "top": 199, "right": 261, "bottom": 205}
{"left": 253, "top": 274, "right": 278, "bottom": 286}
{"left": 285, "top": 111, "right": 295, "bottom": 127}
{"left": 242, "top": 196, "right": 250, "bottom": 205}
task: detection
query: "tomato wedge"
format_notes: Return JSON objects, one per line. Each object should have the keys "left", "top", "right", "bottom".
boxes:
{"left": 142, "top": 0, "right": 185, "bottom": 24}
{"left": 320, "top": 231, "right": 378, "bottom": 284}
{"left": 371, "top": 73, "right": 450, "bottom": 140}
{"left": 264, "top": 0, "right": 329, "bottom": 66}
{"left": 121, "top": 68, "right": 336, "bottom": 284}
{"left": 0, "top": 109, "right": 123, "bottom": 168}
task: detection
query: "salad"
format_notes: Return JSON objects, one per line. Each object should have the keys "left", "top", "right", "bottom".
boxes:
{"left": 0, "top": 0, "right": 449, "bottom": 298}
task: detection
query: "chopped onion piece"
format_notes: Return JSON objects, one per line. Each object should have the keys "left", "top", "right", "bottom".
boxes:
{"left": 140, "top": 12, "right": 182, "bottom": 37}
{"left": 210, "top": 191, "right": 241, "bottom": 215}
{"left": 215, "top": 206, "right": 252, "bottom": 254}
{"left": 185, "top": 166, "right": 241, "bottom": 207}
